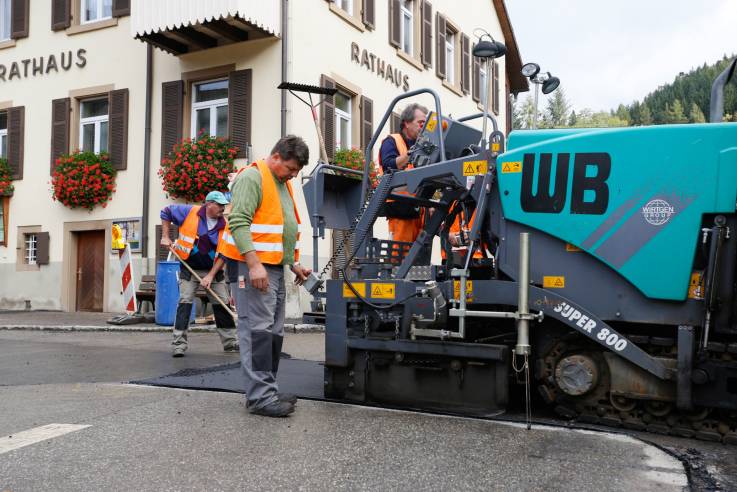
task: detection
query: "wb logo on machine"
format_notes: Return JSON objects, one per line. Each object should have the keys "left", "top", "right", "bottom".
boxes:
{"left": 519, "top": 152, "right": 611, "bottom": 215}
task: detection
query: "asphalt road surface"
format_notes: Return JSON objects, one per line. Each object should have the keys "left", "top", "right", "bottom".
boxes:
{"left": 0, "top": 330, "right": 733, "bottom": 491}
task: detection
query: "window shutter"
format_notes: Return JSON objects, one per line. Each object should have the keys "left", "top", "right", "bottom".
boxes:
{"left": 388, "top": 0, "right": 400, "bottom": 48}
{"left": 155, "top": 225, "right": 179, "bottom": 263}
{"left": 320, "top": 74, "right": 336, "bottom": 162}
{"left": 435, "top": 13, "right": 446, "bottom": 79}
{"left": 108, "top": 89, "right": 129, "bottom": 170}
{"left": 492, "top": 60, "right": 500, "bottom": 114}
{"left": 362, "top": 0, "right": 375, "bottom": 29}
{"left": 421, "top": 1, "right": 432, "bottom": 67}
{"left": 10, "top": 0, "right": 29, "bottom": 39}
{"left": 390, "top": 112, "right": 401, "bottom": 134}
{"left": 360, "top": 96, "right": 373, "bottom": 155}
{"left": 112, "top": 0, "right": 130, "bottom": 17}
{"left": 50, "top": 98, "right": 70, "bottom": 174}
{"left": 472, "top": 48, "right": 481, "bottom": 103}
{"left": 461, "top": 34, "right": 470, "bottom": 94}
{"left": 228, "top": 69, "right": 253, "bottom": 159}
{"left": 36, "top": 232, "right": 50, "bottom": 266}
{"left": 7, "top": 106, "right": 24, "bottom": 180}
{"left": 51, "top": 0, "right": 71, "bottom": 31}
{"left": 161, "top": 80, "right": 184, "bottom": 159}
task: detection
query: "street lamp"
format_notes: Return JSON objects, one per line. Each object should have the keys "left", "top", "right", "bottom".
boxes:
{"left": 521, "top": 62, "right": 560, "bottom": 129}
{"left": 472, "top": 29, "right": 506, "bottom": 147}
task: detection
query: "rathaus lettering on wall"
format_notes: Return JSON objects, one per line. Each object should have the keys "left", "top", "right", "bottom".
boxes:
{"left": 0, "top": 49, "right": 87, "bottom": 82}
{"left": 351, "top": 42, "right": 409, "bottom": 91}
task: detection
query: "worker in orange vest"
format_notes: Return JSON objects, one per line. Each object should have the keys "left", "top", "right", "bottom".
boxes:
{"left": 222, "top": 135, "right": 312, "bottom": 418}
{"left": 442, "top": 207, "right": 486, "bottom": 262}
{"left": 160, "top": 191, "right": 238, "bottom": 357}
{"left": 378, "top": 103, "right": 428, "bottom": 243}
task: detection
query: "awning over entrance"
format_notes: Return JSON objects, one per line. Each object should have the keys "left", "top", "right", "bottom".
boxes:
{"left": 131, "top": 0, "right": 280, "bottom": 55}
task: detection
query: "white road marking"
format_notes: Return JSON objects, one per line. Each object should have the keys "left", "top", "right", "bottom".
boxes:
{"left": 0, "top": 424, "right": 91, "bottom": 455}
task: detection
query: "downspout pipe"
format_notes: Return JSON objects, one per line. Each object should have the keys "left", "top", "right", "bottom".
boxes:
{"left": 280, "top": 0, "right": 288, "bottom": 136}
{"left": 141, "top": 44, "right": 153, "bottom": 259}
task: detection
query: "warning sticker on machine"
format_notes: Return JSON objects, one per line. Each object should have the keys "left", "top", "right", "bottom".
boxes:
{"left": 463, "top": 160, "right": 488, "bottom": 176}
{"left": 370, "top": 283, "right": 396, "bottom": 300}
{"left": 425, "top": 115, "right": 438, "bottom": 132}
{"left": 491, "top": 142, "right": 500, "bottom": 152}
{"left": 453, "top": 280, "right": 474, "bottom": 302}
{"left": 500, "top": 161, "right": 522, "bottom": 173}
{"left": 342, "top": 282, "right": 366, "bottom": 298}
{"left": 543, "top": 276, "right": 565, "bottom": 288}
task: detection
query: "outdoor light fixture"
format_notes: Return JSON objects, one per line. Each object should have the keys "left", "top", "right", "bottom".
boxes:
{"left": 521, "top": 62, "right": 561, "bottom": 129}
{"left": 472, "top": 28, "right": 507, "bottom": 148}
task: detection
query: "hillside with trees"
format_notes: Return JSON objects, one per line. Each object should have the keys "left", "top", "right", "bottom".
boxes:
{"left": 513, "top": 55, "right": 737, "bottom": 129}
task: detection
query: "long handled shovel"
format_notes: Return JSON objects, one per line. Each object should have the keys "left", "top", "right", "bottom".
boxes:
{"left": 168, "top": 245, "right": 237, "bottom": 320}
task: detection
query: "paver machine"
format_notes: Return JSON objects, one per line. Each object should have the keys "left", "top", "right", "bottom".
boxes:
{"left": 302, "top": 51, "right": 737, "bottom": 443}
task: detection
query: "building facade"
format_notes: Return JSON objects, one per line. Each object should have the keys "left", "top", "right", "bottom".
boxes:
{"left": 0, "top": 0, "right": 527, "bottom": 315}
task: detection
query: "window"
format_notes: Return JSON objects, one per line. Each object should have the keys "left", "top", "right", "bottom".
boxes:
{"left": 79, "top": 98, "right": 109, "bottom": 154}
{"left": 82, "top": 0, "right": 112, "bottom": 24}
{"left": 24, "top": 233, "right": 37, "bottom": 264}
{"left": 479, "top": 64, "right": 488, "bottom": 107}
{"left": 191, "top": 79, "right": 229, "bottom": 138}
{"left": 336, "top": 0, "right": 353, "bottom": 15}
{"left": 445, "top": 30, "right": 455, "bottom": 85}
{"left": 0, "top": 111, "right": 7, "bottom": 159}
{"left": 400, "top": 0, "right": 413, "bottom": 55}
{"left": 335, "top": 91, "right": 352, "bottom": 150}
{"left": 0, "top": 0, "right": 9, "bottom": 41}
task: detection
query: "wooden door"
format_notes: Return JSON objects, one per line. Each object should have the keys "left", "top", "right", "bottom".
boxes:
{"left": 76, "top": 230, "right": 105, "bottom": 312}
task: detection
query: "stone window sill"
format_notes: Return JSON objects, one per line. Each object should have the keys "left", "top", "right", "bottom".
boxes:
{"left": 396, "top": 49, "right": 424, "bottom": 72}
{"left": 0, "top": 39, "right": 16, "bottom": 50}
{"left": 66, "top": 17, "right": 118, "bottom": 36}
{"left": 442, "top": 80, "right": 464, "bottom": 97}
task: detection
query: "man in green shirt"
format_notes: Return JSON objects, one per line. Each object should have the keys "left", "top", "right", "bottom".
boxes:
{"left": 228, "top": 135, "right": 312, "bottom": 418}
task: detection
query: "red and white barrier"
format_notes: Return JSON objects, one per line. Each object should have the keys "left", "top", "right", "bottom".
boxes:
{"left": 118, "top": 245, "right": 137, "bottom": 314}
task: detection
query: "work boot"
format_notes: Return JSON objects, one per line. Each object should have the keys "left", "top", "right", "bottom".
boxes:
{"left": 172, "top": 347, "right": 186, "bottom": 358}
{"left": 223, "top": 342, "right": 240, "bottom": 353}
{"left": 278, "top": 393, "right": 297, "bottom": 405}
{"left": 249, "top": 400, "right": 295, "bottom": 418}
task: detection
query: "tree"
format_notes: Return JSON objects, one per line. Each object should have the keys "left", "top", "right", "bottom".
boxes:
{"left": 615, "top": 104, "right": 631, "bottom": 125}
{"left": 666, "top": 99, "right": 688, "bottom": 124}
{"left": 689, "top": 102, "right": 706, "bottom": 123}
{"left": 640, "top": 103, "right": 653, "bottom": 125}
{"left": 513, "top": 95, "right": 539, "bottom": 129}
{"left": 544, "top": 88, "right": 571, "bottom": 128}
{"left": 568, "top": 110, "right": 577, "bottom": 127}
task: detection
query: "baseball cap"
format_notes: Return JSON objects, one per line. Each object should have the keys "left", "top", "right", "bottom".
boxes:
{"left": 205, "top": 191, "right": 230, "bottom": 205}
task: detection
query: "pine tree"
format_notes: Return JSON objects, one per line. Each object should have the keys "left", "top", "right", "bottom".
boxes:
{"left": 689, "top": 102, "right": 706, "bottom": 123}
{"left": 545, "top": 88, "right": 571, "bottom": 128}
{"left": 669, "top": 99, "right": 688, "bottom": 123}
{"left": 568, "top": 110, "right": 577, "bottom": 127}
{"left": 640, "top": 104, "right": 653, "bottom": 126}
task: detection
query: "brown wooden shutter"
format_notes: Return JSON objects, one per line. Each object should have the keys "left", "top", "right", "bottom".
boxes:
{"left": 492, "top": 60, "right": 500, "bottom": 114}
{"left": 108, "top": 89, "right": 129, "bottom": 170}
{"left": 435, "top": 13, "right": 446, "bottom": 79}
{"left": 461, "top": 34, "right": 470, "bottom": 94}
{"left": 10, "top": 0, "right": 29, "bottom": 39}
{"left": 51, "top": 0, "right": 71, "bottom": 31}
{"left": 421, "top": 1, "right": 432, "bottom": 67}
{"left": 50, "top": 98, "right": 70, "bottom": 173}
{"left": 472, "top": 48, "right": 481, "bottom": 103}
{"left": 360, "top": 96, "right": 373, "bottom": 154}
{"left": 390, "top": 112, "right": 401, "bottom": 134}
{"left": 388, "top": 0, "right": 400, "bottom": 48}
{"left": 320, "top": 74, "right": 336, "bottom": 162}
{"left": 112, "top": 0, "right": 130, "bottom": 17}
{"left": 229, "top": 69, "right": 252, "bottom": 159}
{"left": 7, "top": 106, "right": 24, "bottom": 180}
{"left": 155, "top": 224, "right": 179, "bottom": 262}
{"left": 36, "top": 232, "right": 50, "bottom": 265}
{"left": 161, "top": 80, "right": 184, "bottom": 159}
{"left": 362, "top": 0, "right": 375, "bottom": 29}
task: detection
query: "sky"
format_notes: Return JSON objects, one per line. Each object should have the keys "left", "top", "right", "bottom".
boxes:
{"left": 504, "top": 0, "right": 737, "bottom": 112}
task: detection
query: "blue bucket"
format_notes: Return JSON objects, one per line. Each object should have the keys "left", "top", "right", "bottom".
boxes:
{"left": 155, "top": 261, "right": 196, "bottom": 326}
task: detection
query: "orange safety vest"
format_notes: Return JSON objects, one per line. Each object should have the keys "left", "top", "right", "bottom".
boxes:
{"left": 442, "top": 208, "right": 484, "bottom": 259}
{"left": 216, "top": 160, "right": 301, "bottom": 265}
{"left": 172, "top": 206, "right": 226, "bottom": 260}
{"left": 378, "top": 134, "right": 424, "bottom": 243}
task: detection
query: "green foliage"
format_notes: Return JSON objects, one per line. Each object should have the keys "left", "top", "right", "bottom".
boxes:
{"left": 543, "top": 88, "right": 571, "bottom": 128}
{"left": 0, "top": 157, "right": 13, "bottom": 195}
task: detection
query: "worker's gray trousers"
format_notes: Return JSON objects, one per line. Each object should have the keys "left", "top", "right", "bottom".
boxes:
{"left": 234, "top": 263, "right": 286, "bottom": 410}
{"left": 172, "top": 272, "right": 237, "bottom": 352}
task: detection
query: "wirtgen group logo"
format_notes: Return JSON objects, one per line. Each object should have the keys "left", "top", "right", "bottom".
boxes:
{"left": 642, "top": 199, "right": 674, "bottom": 226}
